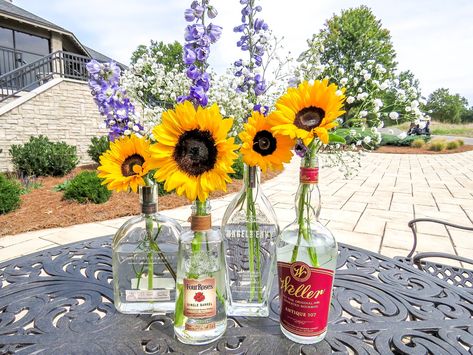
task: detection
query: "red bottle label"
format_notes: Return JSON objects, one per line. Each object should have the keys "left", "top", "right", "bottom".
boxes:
{"left": 300, "top": 167, "right": 319, "bottom": 184}
{"left": 277, "top": 261, "right": 334, "bottom": 337}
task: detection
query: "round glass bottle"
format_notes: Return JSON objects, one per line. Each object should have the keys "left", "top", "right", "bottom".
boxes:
{"left": 276, "top": 156, "right": 337, "bottom": 344}
{"left": 174, "top": 201, "right": 227, "bottom": 345}
{"left": 221, "top": 164, "right": 279, "bottom": 317}
{"left": 112, "top": 185, "right": 181, "bottom": 314}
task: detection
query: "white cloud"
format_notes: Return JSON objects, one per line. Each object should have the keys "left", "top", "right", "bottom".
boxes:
{"left": 13, "top": 0, "right": 473, "bottom": 104}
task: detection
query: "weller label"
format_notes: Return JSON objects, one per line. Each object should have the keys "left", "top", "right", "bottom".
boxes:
{"left": 183, "top": 277, "right": 216, "bottom": 319}
{"left": 277, "top": 261, "right": 334, "bottom": 337}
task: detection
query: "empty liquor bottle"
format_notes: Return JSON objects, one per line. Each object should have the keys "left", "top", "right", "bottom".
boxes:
{"left": 277, "top": 155, "right": 337, "bottom": 344}
{"left": 174, "top": 200, "right": 227, "bottom": 345}
{"left": 221, "top": 165, "right": 279, "bottom": 317}
{"left": 112, "top": 184, "right": 181, "bottom": 313}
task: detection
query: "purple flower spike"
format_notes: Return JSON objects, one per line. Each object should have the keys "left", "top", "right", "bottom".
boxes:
{"left": 182, "top": 1, "right": 221, "bottom": 108}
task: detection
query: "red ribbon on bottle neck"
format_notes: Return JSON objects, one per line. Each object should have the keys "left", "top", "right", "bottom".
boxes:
{"left": 300, "top": 167, "right": 319, "bottom": 184}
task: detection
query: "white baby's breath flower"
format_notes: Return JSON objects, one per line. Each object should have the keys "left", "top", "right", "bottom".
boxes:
{"left": 360, "top": 110, "right": 368, "bottom": 118}
{"left": 363, "top": 136, "right": 372, "bottom": 144}
{"left": 405, "top": 106, "right": 412, "bottom": 112}
{"left": 336, "top": 90, "right": 343, "bottom": 96}
{"left": 347, "top": 96, "right": 355, "bottom": 104}
{"left": 340, "top": 77, "right": 348, "bottom": 85}
{"left": 389, "top": 112, "right": 399, "bottom": 120}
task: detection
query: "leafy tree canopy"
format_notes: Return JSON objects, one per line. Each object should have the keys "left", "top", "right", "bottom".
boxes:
{"left": 130, "top": 40, "right": 184, "bottom": 73}
{"left": 426, "top": 88, "right": 468, "bottom": 123}
{"left": 315, "top": 5, "right": 397, "bottom": 75}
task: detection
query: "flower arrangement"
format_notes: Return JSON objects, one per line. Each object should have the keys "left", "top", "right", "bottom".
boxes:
{"left": 271, "top": 79, "right": 346, "bottom": 264}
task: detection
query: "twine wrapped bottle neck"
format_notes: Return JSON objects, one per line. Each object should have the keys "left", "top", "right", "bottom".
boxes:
{"left": 190, "top": 200, "right": 212, "bottom": 231}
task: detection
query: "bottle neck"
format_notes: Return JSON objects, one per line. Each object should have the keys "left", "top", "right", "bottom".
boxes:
{"left": 296, "top": 159, "right": 321, "bottom": 221}
{"left": 139, "top": 185, "right": 157, "bottom": 215}
{"left": 243, "top": 164, "right": 260, "bottom": 190}
{"left": 191, "top": 200, "right": 212, "bottom": 231}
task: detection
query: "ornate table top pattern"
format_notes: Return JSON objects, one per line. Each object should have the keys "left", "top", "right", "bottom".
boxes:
{"left": 0, "top": 237, "right": 472, "bottom": 354}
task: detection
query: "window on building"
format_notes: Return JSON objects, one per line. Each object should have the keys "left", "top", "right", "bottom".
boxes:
{"left": 0, "top": 27, "right": 14, "bottom": 48}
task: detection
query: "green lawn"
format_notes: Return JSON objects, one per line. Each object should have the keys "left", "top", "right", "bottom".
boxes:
{"left": 391, "top": 121, "right": 473, "bottom": 138}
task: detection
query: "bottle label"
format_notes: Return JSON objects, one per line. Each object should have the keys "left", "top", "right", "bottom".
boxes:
{"left": 125, "top": 289, "right": 170, "bottom": 302}
{"left": 183, "top": 277, "right": 216, "bottom": 319}
{"left": 277, "top": 261, "right": 334, "bottom": 337}
{"left": 300, "top": 167, "right": 319, "bottom": 184}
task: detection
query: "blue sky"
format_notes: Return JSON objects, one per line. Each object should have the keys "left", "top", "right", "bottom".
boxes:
{"left": 15, "top": 0, "right": 473, "bottom": 104}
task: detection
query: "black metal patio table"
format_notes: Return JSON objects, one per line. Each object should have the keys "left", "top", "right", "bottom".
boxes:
{"left": 0, "top": 237, "right": 472, "bottom": 354}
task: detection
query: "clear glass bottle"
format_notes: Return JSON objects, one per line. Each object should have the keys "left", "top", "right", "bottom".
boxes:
{"left": 276, "top": 156, "right": 337, "bottom": 344}
{"left": 221, "top": 164, "right": 279, "bottom": 317}
{"left": 174, "top": 201, "right": 227, "bottom": 345}
{"left": 112, "top": 185, "right": 181, "bottom": 314}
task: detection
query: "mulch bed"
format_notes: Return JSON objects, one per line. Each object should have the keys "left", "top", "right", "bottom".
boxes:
{"left": 375, "top": 145, "right": 473, "bottom": 154}
{"left": 0, "top": 166, "right": 279, "bottom": 237}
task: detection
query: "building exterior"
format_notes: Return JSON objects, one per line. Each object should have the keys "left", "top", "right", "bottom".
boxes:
{"left": 0, "top": 0, "right": 119, "bottom": 171}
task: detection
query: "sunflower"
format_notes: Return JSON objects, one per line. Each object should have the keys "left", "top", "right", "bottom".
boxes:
{"left": 98, "top": 134, "right": 155, "bottom": 193}
{"left": 271, "top": 79, "right": 346, "bottom": 145}
{"left": 150, "top": 101, "right": 239, "bottom": 202}
{"left": 239, "top": 111, "right": 293, "bottom": 173}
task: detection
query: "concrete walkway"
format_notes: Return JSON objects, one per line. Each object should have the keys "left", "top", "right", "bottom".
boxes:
{"left": 1, "top": 151, "right": 472, "bottom": 265}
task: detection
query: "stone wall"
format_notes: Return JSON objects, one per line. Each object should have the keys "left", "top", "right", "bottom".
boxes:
{"left": 0, "top": 79, "right": 108, "bottom": 172}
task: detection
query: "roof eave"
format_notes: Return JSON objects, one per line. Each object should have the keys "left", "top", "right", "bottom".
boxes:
{"left": 0, "top": 12, "right": 92, "bottom": 58}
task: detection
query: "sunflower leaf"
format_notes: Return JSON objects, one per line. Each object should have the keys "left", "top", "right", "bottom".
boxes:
{"left": 328, "top": 133, "right": 346, "bottom": 144}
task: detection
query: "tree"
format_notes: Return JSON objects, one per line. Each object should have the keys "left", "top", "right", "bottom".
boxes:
{"left": 426, "top": 88, "right": 468, "bottom": 123}
{"left": 296, "top": 6, "right": 426, "bottom": 129}
{"left": 130, "top": 40, "right": 184, "bottom": 73}
{"left": 316, "top": 5, "right": 397, "bottom": 75}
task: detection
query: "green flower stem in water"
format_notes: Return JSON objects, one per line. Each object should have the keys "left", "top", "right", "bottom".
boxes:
{"left": 246, "top": 166, "right": 262, "bottom": 302}
{"left": 291, "top": 140, "right": 319, "bottom": 267}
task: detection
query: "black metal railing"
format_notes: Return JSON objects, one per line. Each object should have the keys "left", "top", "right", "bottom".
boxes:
{"left": 0, "top": 50, "right": 91, "bottom": 103}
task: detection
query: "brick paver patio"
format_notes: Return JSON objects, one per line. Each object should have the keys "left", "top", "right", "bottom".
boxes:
{"left": 1, "top": 151, "right": 472, "bottom": 264}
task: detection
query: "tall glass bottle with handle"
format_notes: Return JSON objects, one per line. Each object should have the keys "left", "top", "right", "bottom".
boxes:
{"left": 112, "top": 184, "right": 181, "bottom": 314}
{"left": 277, "top": 155, "right": 337, "bottom": 344}
{"left": 221, "top": 164, "right": 279, "bottom": 317}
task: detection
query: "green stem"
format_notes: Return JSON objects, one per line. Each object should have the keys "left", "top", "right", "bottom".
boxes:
{"left": 247, "top": 179, "right": 256, "bottom": 300}
{"left": 145, "top": 215, "right": 154, "bottom": 290}
{"left": 291, "top": 140, "right": 319, "bottom": 267}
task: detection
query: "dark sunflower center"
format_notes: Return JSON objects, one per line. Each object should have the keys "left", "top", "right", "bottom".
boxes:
{"left": 253, "top": 130, "right": 277, "bottom": 156}
{"left": 294, "top": 106, "right": 325, "bottom": 131}
{"left": 173, "top": 129, "right": 217, "bottom": 176}
{"left": 121, "top": 154, "right": 145, "bottom": 177}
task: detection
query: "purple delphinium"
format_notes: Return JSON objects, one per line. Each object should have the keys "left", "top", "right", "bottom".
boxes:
{"left": 179, "top": 0, "right": 222, "bottom": 107}
{"left": 86, "top": 60, "right": 144, "bottom": 141}
{"left": 233, "top": 0, "right": 271, "bottom": 117}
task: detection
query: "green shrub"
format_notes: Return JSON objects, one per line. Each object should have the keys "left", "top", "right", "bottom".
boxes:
{"left": 0, "top": 174, "right": 22, "bottom": 214}
{"left": 10, "top": 136, "right": 78, "bottom": 177}
{"left": 229, "top": 155, "right": 244, "bottom": 180}
{"left": 446, "top": 141, "right": 460, "bottom": 150}
{"left": 380, "top": 134, "right": 430, "bottom": 147}
{"left": 63, "top": 171, "right": 111, "bottom": 204}
{"left": 411, "top": 138, "right": 425, "bottom": 148}
{"left": 87, "top": 136, "right": 110, "bottom": 164}
{"left": 428, "top": 139, "right": 447, "bottom": 151}
{"left": 456, "top": 139, "right": 465, "bottom": 147}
